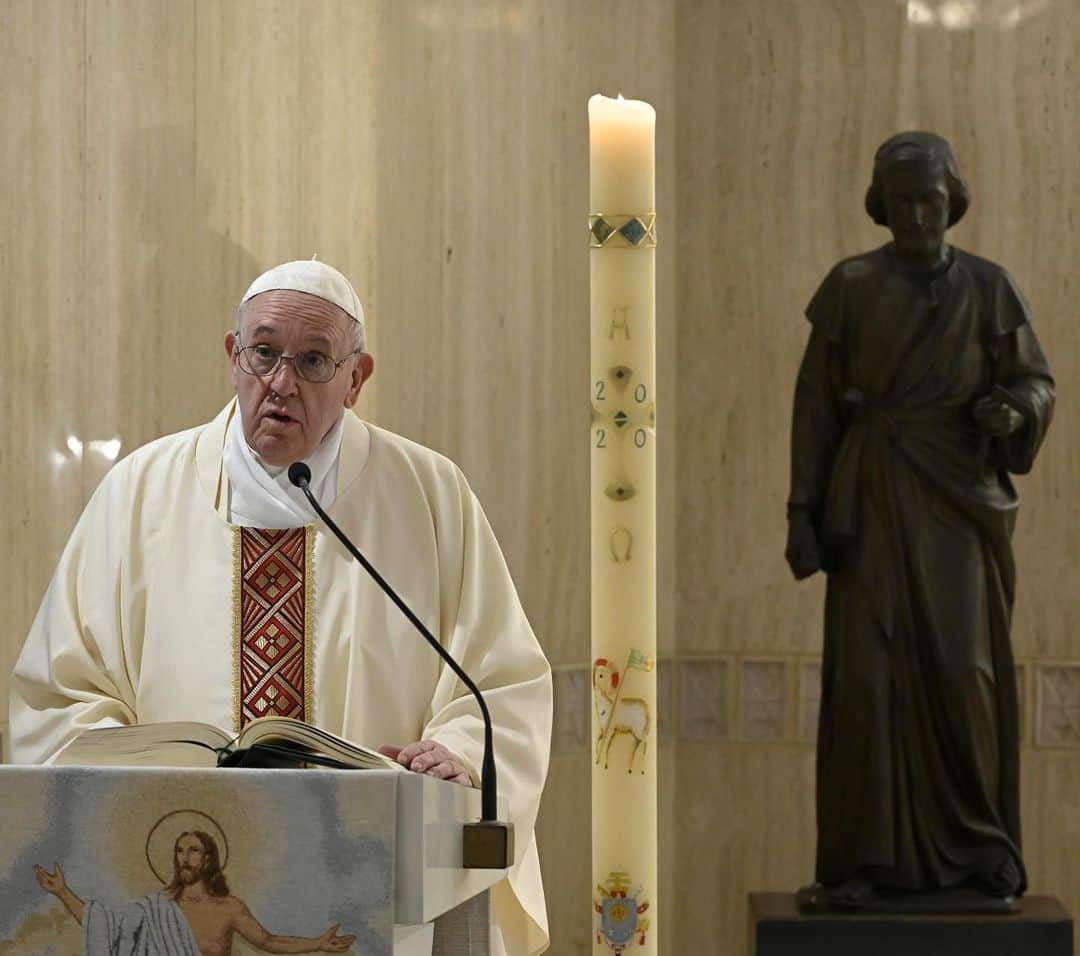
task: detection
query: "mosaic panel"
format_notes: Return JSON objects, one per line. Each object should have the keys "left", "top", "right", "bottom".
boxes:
{"left": 739, "top": 659, "right": 786, "bottom": 741}
{"left": 1037, "top": 664, "right": 1080, "bottom": 748}
{"left": 552, "top": 665, "right": 590, "bottom": 754}
{"left": 678, "top": 658, "right": 728, "bottom": 741}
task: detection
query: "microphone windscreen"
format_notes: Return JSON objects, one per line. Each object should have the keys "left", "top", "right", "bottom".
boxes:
{"left": 288, "top": 462, "right": 312, "bottom": 487}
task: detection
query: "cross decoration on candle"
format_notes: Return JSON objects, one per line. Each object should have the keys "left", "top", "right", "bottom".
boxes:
{"left": 588, "top": 92, "right": 658, "bottom": 956}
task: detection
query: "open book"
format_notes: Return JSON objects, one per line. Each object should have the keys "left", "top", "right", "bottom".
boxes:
{"left": 54, "top": 716, "right": 402, "bottom": 771}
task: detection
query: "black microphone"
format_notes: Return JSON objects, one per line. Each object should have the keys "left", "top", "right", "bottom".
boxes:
{"left": 288, "top": 461, "right": 512, "bottom": 869}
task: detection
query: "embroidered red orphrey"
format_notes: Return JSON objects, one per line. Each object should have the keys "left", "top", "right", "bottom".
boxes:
{"left": 239, "top": 527, "right": 307, "bottom": 728}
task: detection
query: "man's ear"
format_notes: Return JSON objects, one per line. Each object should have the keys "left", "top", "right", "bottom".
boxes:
{"left": 344, "top": 353, "right": 374, "bottom": 408}
{"left": 224, "top": 330, "right": 241, "bottom": 390}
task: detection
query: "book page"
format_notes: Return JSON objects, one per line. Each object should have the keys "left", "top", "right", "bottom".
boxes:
{"left": 55, "top": 722, "right": 230, "bottom": 768}
{"left": 239, "top": 717, "right": 401, "bottom": 770}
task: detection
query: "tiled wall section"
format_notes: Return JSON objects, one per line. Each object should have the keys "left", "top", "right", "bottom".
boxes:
{"left": 553, "top": 658, "right": 1072, "bottom": 752}
{"left": 678, "top": 658, "right": 727, "bottom": 741}
{"left": 1036, "top": 664, "right": 1080, "bottom": 748}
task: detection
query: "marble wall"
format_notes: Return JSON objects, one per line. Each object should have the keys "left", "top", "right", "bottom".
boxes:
{"left": 2, "top": 1, "right": 1079, "bottom": 953}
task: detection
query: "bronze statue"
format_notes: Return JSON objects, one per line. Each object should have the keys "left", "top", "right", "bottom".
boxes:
{"left": 787, "top": 132, "right": 1054, "bottom": 909}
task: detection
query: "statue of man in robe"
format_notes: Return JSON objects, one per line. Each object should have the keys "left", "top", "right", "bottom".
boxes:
{"left": 786, "top": 131, "right": 1054, "bottom": 908}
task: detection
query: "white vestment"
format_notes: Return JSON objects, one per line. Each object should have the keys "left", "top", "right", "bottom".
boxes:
{"left": 84, "top": 892, "right": 200, "bottom": 956}
{"left": 11, "top": 401, "right": 552, "bottom": 955}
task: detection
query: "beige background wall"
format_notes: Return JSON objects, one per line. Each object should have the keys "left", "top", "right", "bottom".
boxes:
{"left": 1, "top": 1, "right": 1077, "bottom": 953}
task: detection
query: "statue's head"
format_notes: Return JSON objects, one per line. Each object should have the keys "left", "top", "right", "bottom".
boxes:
{"left": 865, "top": 132, "right": 970, "bottom": 264}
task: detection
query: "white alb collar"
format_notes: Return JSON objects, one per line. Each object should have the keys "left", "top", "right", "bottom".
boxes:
{"left": 223, "top": 408, "right": 344, "bottom": 529}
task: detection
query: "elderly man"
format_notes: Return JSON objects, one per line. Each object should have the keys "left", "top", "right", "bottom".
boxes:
{"left": 787, "top": 132, "right": 1054, "bottom": 908}
{"left": 11, "top": 260, "right": 552, "bottom": 955}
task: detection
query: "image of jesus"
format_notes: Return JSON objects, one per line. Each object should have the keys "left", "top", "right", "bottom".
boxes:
{"left": 35, "top": 830, "right": 356, "bottom": 954}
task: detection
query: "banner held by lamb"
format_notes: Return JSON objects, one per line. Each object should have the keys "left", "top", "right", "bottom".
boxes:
{"left": 593, "top": 651, "right": 654, "bottom": 774}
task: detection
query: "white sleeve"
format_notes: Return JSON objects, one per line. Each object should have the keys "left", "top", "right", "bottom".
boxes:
{"left": 421, "top": 469, "right": 552, "bottom": 955}
{"left": 9, "top": 466, "right": 140, "bottom": 764}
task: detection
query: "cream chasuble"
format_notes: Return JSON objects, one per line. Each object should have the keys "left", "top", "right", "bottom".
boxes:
{"left": 10, "top": 400, "right": 552, "bottom": 956}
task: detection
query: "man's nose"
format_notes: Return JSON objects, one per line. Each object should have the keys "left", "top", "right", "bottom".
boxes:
{"left": 269, "top": 358, "right": 301, "bottom": 395}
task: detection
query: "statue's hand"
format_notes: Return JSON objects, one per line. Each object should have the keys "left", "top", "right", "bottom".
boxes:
{"left": 785, "top": 514, "right": 823, "bottom": 580}
{"left": 33, "top": 863, "right": 66, "bottom": 896}
{"left": 973, "top": 396, "right": 1024, "bottom": 438}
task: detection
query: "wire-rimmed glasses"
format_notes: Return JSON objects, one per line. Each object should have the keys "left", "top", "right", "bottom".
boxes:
{"left": 234, "top": 335, "right": 360, "bottom": 384}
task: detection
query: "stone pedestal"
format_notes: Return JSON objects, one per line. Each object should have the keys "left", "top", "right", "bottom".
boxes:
{"left": 749, "top": 892, "right": 1073, "bottom": 956}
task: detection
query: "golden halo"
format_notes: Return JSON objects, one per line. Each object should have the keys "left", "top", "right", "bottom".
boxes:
{"left": 145, "top": 809, "right": 229, "bottom": 885}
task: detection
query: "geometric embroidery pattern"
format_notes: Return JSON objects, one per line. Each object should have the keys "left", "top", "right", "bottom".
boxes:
{"left": 237, "top": 527, "right": 309, "bottom": 729}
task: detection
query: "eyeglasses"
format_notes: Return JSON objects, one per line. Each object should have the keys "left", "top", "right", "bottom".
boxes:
{"left": 234, "top": 335, "right": 361, "bottom": 385}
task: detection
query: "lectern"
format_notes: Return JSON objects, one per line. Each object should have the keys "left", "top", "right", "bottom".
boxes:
{"left": 0, "top": 766, "right": 506, "bottom": 955}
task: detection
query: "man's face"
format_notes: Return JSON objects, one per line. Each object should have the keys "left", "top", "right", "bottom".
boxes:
{"left": 176, "top": 835, "right": 206, "bottom": 885}
{"left": 224, "top": 290, "right": 375, "bottom": 466}
{"left": 881, "top": 158, "right": 950, "bottom": 262}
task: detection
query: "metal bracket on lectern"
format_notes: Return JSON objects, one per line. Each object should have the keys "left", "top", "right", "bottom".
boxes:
{"left": 463, "top": 821, "right": 515, "bottom": 869}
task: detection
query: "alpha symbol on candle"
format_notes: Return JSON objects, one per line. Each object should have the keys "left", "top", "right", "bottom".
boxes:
{"left": 609, "top": 306, "right": 632, "bottom": 340}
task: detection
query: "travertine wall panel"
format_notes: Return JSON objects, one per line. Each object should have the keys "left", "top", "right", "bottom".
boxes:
{"left": 1, "top": 0, "right": 87, "bottom": 740}
{"left": 84, "top": 0, "right": 198, "bottom": 454}
{"left": 193, "top": 0, "right": 379, "bottom": 402}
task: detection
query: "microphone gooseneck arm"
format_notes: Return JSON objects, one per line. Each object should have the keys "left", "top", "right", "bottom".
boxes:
{"left": 288, "top": 462, "right": 499, "bottom": 823}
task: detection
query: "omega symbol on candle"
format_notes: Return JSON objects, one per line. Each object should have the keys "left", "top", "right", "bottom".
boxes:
{"left": 609, "top": 527, "right": 633, "bottom": 563}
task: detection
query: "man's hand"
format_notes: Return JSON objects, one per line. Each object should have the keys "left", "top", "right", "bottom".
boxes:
{"left": 378, "top": 741, "right": 474, "bottom": 786}
{"left": 973, "top": 396, "right": 1024, "bottom": 438}
{"left": 317, "top": 924, "right": 356, "bottom": 952}
{"left": 33, "top": 863, "right": 67, "bottom": 896}
{"left": 785, "top": 513, "right": 823, "bottom": 580}
{"left": 33, "top": 862, "right": 85, "bottom": 925}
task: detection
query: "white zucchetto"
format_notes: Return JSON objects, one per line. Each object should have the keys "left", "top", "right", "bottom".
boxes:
{"left": 241, "top": 259, "right": 365, "bottom": 333}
